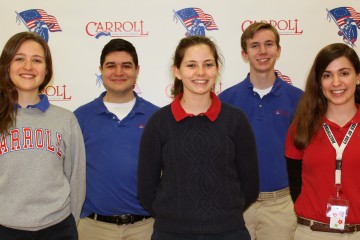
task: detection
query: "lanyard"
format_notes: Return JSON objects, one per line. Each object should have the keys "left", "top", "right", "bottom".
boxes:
{"left": 323, "top": 123, "right": 357, "bottom": 193}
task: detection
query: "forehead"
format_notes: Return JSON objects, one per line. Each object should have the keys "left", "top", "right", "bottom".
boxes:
{"left": 248, "top": 29, "right": 276, "bottom": 43}
{"left": 16, "top": 40, "right": 45, "bottom": 56}
{"left": 183, "top": 44, "right": 214, "bottom": 60}
{"left": 326, "top": 56, "right": 354, "bottom": 70}
{"left": 104, "top": 51, "right": 134, "bottom": 64}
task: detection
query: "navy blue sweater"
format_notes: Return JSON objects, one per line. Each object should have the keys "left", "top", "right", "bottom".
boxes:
{"left": 138, "top": 103, "right": 259, "bottom": 234}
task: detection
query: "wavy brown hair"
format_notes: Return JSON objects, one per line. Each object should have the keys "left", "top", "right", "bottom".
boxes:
{"left": 241, "top": 22, "right": 280, "bottom": 53}
{"left": 171, "top": 36, "right": 223, "bottom": 98}
{"left": 291, "top": 43, "right": 360, "bottom": 149}
{"left": 0, "top": 32, "right": 53, "bottom": 134}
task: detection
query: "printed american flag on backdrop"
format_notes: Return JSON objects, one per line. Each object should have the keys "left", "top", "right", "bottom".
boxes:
{"left": 328, "top": 7, "right": 360, "bottom": 28}
{"left": 175, "top": 8, "right": 218, "bottom": 30}
{"left": 275, "top": 70, "right": 292, "bottom": 85}
{"left": 17, "top": 9, "right": 62, "bottom": 32}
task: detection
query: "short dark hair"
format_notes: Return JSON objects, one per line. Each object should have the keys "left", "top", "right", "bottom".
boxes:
{"left": 100, "top": 38, "right": 138, "bottom": 67}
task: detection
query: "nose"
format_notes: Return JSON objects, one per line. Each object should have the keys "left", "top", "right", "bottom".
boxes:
{"left": 197, "top": 66, "right": 204, "bottom": 76}
{"left": 23, "top": 59, "right": 32, "bottom": 70}
{"left": 114, "top": 65, "right": 123, "bottom": 75}
{"left": 259, "top": 44, "right": 267, "bottom": 54}
{"left": 332, "top": 75, "right": 341, "bottom": 86}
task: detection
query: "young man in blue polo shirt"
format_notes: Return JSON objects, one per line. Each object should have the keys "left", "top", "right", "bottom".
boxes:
{"left": 219, "top": 22, "right": 303, "bottom": 240}
{"left": 74, "top": 39, "right": 159, "bottom": 240}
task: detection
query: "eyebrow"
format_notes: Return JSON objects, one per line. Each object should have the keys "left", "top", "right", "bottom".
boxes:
{"left": 104, "top": 61, "right": 133, "bottom": 65}
{"left": 14, "top": 53, "right": 45, "bottom": 58}
{"left": 184, "top": 59, "right": 215, "bottom": 63}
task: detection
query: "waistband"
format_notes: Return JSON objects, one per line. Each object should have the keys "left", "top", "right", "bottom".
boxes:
{"left": 257, "top": 187, "right": 290, "bottom": 201}
{"left": 88, "top": 213, "right": 151, "bottom": 225}
{"left": 297, "top": 216, "right": 360, "bottom": 234}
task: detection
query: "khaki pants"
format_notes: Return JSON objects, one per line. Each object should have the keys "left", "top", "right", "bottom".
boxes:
{"left": 78, "top": 216, "right": 154, "bottom": 240}
{"left": 295, "top": 224, "right": 360, "bottom": 240}
{"left": 243, "top": 189, "right": 296, "bottom": 240}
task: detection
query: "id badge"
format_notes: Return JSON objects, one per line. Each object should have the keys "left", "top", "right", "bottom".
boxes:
{"left": 326, "top": 197, "right": 349, "bottom": 230}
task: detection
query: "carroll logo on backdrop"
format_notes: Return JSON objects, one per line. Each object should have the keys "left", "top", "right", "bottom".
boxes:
{"left": 173, "top": 8, "right": 218, "bottom": 36}
{"left": 241, "top": 20, "right": 303, "bottom": 35}
{"left": 15, "top": 9, "right": 62, "bottom": 42}
{"left": 95, "top": 73, "right": 142, "bottom": 94}
{"left": 86, "top": 21, "right": 149, "bottom": 39}
{"left": 327, "top": 6, "right": 360, "bottom": 47}
{"left": 40, "top": 85, "right": 72, "bottom": 101}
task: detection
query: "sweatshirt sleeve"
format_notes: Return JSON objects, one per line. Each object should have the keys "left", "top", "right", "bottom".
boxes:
{"left": 64, "top": 114, "right": 86, "bottom": 224}
{"left": 137, "top": 113, "right": 163, "bottom": 216}
{"left": 234, "top": 111, "right": 259, "bottom": 210}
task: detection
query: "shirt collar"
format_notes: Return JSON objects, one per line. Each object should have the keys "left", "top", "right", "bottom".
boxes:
{"left": 16, "top": 94, "right": 50, "bottom": 112}
{"left": 94, "top": 91, "right": 144, "bottom": 115}
{"left": 245, "top": 72, "right": 283, "bottom": 97}
{"left": 171, "top": 92, "right": 221, "bottom": 122}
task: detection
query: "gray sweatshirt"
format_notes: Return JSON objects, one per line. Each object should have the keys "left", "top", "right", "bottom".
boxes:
{"left": 0, "top": 103, "right": 86, "bottom": 231}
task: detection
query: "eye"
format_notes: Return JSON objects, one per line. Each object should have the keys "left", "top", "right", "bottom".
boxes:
{"left": 13, "top": 56, "right": 24, "bottom": 62}
{"left": 105, "top": 64, "right": 115, "bottom": 69}
{"left": 33, "top": 58, "right": 44, "bottom": 64}
{"left": 266, "top": 42, "right": 274, "bottom": 47}
{"left": 341, "top": 71, "right": 350, "bottom": 76}
{"left": 250, "top": 44, "right": 258, "bottom": 49}
{"left": 205, "top": 63, "right": 215, "bottom": 68}
{"left": 186, "top": 64, "right": 196, "bottom": 68}
{"left": 321, "top": 73, "right": 330, "bottom": 79}
{"left": 123, "top": 64, "right": 132, "bottom": 69}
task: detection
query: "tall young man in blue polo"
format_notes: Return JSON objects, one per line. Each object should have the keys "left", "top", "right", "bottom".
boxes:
{"left": 74, "top": 39, "right": 159, "bottom": 240}
{"left": 219, "top": 22, "right": 303, "bottom": 240}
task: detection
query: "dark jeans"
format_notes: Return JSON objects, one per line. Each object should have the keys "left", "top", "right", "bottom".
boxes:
{"left": 151, "top": 227, "right": 250, "bottom": 240}
{"left": 0, "top": 214, "right": 78, "bottom": 240}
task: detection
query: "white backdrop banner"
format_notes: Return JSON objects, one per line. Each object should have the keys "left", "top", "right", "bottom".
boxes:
{"left": 1, "top": 0, "right": 359, "bottom": 110}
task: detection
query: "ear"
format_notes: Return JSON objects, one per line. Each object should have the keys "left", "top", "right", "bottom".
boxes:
{"left": 356, "top": 73, "right": 360, "bottom": 85}
{"left": 172, "top": 66, "right": 182, "bottom": 80}
{"left": 241, "top": 50, "right": 249, "bottom": 62}
{"left": 276, "top": 45, "right": 282, "bottom": 59}
{"left": 135, "top": 65, "right": 140, "bottom": 80}
{"left": 99, "top": 66, "right": 102, "bottom": 74}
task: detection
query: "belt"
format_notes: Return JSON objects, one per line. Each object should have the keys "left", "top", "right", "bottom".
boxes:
{"left": 257, "top": 187, "right": 290, "bottom": 201}
{"left": 297, "top": 216, "right": 360, "bottom": 234}
{"left": 88, "top": 213, "right": 151, "bottom": 225}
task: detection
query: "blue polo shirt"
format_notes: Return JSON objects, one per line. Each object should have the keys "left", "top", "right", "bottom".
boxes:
{"left": 219, "top": 74, "right": 303, "bottom": 192}
{"left": 74, "top": 91, "right": 159, "bottom": 217}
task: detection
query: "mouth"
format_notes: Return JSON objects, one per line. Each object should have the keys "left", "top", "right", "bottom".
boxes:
{"left": 192, "top": 80, "right": 208, "bottom": 84}
{"left": 19, "top": 74, "right": 36, "bottom": 79}
{"left": 257, "top": 58, "right": 270, "bottom": 63}
{"left": 331, "top": 89, "right": 345, "bottom": 94}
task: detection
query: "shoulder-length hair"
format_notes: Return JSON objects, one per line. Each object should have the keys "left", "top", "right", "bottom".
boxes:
{"left": 171, "top": 36, "right": 223, "bottom": 98}
{"left": 0, "top": 32, "right": 53, "bottom": 134}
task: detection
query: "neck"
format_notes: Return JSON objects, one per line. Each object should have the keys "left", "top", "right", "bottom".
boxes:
{"left": 17, "top": 92, "right": 41, "bottom": 108}
{"left": 103, "top": 91, "right": 135, "bottom": 103}
{"left": 326, "top": 103, "right": 357, "bottom": 127}
{"left": 249, "top": 70, "right": 276, "bottom": 89}
{"left": 180, "top": 92, "right": 212, "bottom": 115}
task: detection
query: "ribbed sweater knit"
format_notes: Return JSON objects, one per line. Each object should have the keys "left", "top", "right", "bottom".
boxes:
{"left": 138, "top": 103, "right": 259, "bottom": 234}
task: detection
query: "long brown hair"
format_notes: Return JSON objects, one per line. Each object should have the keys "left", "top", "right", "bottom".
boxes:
{"left": 291, "top": 43, "right": 360, "bottom": 149}
{"left": 171, "top": 36, "right": 223, "bottom": 98}
{"left": 0, "top": 32, "right": 53, "bottom": 134}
